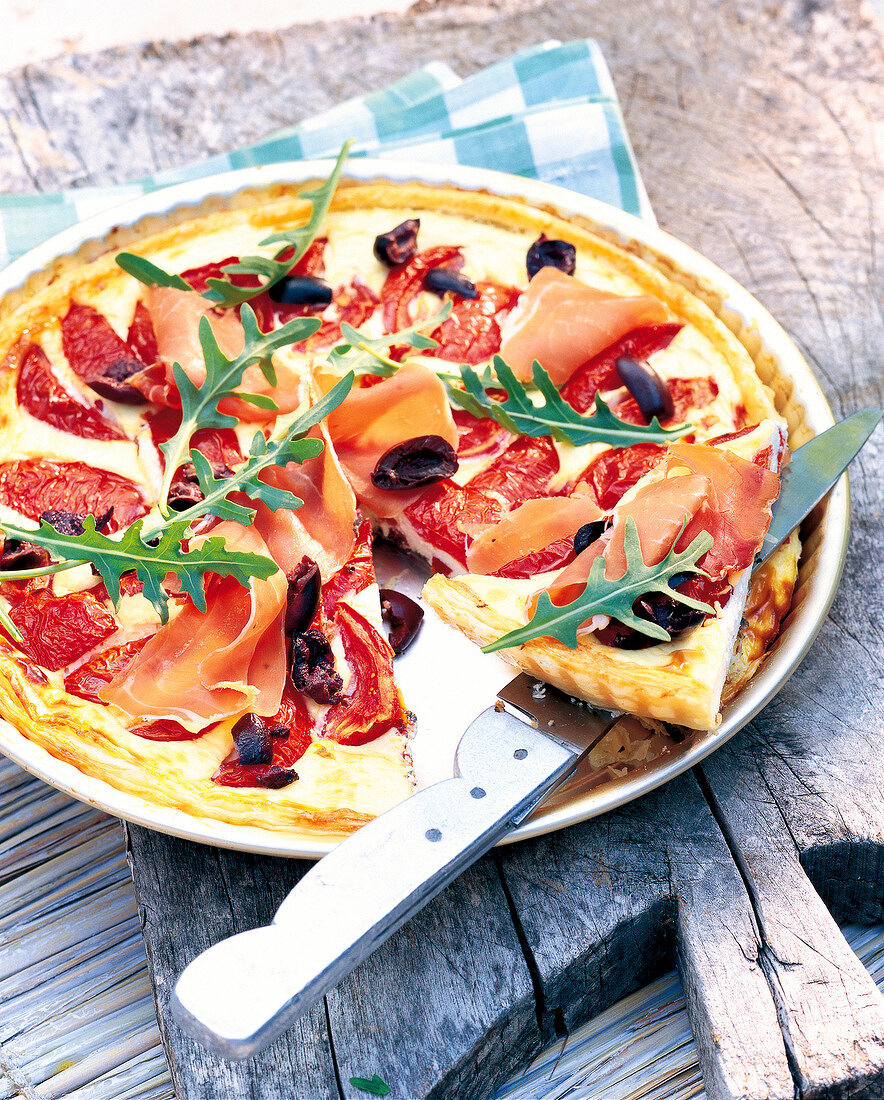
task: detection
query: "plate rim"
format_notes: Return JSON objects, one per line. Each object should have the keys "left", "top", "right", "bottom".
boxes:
{"left": 0, "top": 156, "right": 847, "bottom": 859}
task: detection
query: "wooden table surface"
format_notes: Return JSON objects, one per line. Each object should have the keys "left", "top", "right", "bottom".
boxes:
{"left": 0, "top": 2, "right": 881, "bottom": 1097}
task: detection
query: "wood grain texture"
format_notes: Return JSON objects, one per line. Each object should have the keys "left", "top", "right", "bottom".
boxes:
{"left": 1, "top": 0, "right": 881, "bottom": 1096}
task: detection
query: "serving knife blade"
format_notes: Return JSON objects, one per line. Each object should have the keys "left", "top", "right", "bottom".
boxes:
{"left": 172, "top": 676, "right": 617, "bottom": 1058}
{"left": 171, "top": 407, "right": 881, "bottom": 1058}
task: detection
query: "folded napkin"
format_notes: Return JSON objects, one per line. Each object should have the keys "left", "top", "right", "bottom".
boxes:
{"left": 0, "top": 38, "right": 652, "bottom": 271}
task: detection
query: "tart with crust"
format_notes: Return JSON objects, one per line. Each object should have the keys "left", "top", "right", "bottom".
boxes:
{"left": 0, "top": 162, "right": 800, "bottom": 838}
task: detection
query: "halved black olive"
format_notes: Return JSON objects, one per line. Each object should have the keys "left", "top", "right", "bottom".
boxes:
{"left": 39, "top": 507, "right": 113, "bottom": 536}
{"left": 232, "top": 713, "right": 273, "bottom": 766}
{"left": 87, "top": 357, "right": 146, "bottom": 404}
{"left": 255, "top": 765, "right": 298, "bottom": 789}
{"left": 374, "top": 219, "right": 420, "bottom": 266}
{"left": 615, "top": 356, "right": 674, "bottom": 422}
{"left": 168, "top": 461, "right": 233, "bottom": 512}
{"left": 268, "top": 273, "right": 333, "bottom": 307}
{"left": 379, "top": 588, "right": 424, "bottom": 654}
{"left": 573, "top": 519, "right": 608, "bottom": 556}
{"left": 0, "top": 538, "right": 49, "bottom": 571}
{"left": 423, "top": 268, "right": 479, "bottom": 299}
{"left": 526, "top": 233, "right": 577, "bottom": 279}
{"left": 371, "top": 435, "right": 458, "bottom": 491}
{"left": 285, "top": 557, "right": 321, "bottom": 636}
{"left": 634, "top": 592, "right": 707, "bottom": 637}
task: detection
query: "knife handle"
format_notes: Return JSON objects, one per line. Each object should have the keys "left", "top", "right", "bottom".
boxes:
{"left": 171, "top": 706, "right": 578, "bottom": 1058}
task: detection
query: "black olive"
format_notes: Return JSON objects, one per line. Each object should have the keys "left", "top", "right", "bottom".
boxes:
{"left": 374, "top": 219, "right": 420, "bottom": 266}
{"left": 232, "top": 714, "right": 273, "bottom": 766}
{"left": 168, "top": 461, "right": 233, "bottom": 512}
{"left": 39, "top": 507, "right": 113, "bottom": 536}
{"left": 635, "top": 591, "right": 707, "bottom": 636}
{"left": 291, "top": 628, "right": 344, "bottom": 704}
{"left": 255, "top": 765, "right": 298, "bottom": 789}
{"left": 615, "top": 356, "right": 674, "bottom": 422}
{"left": 268, "top": 273, "right": 333, "bottom": 307}
{"left": 87, "top": 357, "right": 146, "bottom": 404}
{"left": 573, "top": 519, "right": 608, "bottom": 556}
{"left": 285, "top": 557, "right": 321, "bottom": 636}
{"left": 423, "top": 268, "right": 479, "bottom": 299}
{"left": 0, "top": 538, "right": 49, "bottom": 571}
{"left": 371, "top": 435, "right": 459, "bottom": 491}
{"left": 379, "top": 588, "right": 424, "bottom": 654}
{"left": 526, "top": 233, "right": 577, "bottom": 279}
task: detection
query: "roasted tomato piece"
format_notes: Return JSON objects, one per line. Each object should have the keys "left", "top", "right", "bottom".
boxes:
{"left": 321, "top": 520, "right": 375, "bottom": 617}
{"left": 144, "top": 406, "right": 243, "bottom": 470}
{"left": 16, "top": 344, "right": 125, "bottom": 441}
{"left": 614, "top": 377, "right": 719, "bottom": 426}
{"left": 404, "top": 480, "right": 502, "bottom": 570}
{"left": 126, "top": 301, "right": 159, "bottom": 365}
{"left": 573, "top": 443, "right": 666, "bottom": 510}
{"left": 178, "top": 256, "right": 262, "bottom": 295}
{"left": 60, "top": 303, "right": 148, "bottom": 395}
{"left": 301, "top": 279, "right": 379, "bottom": 352}
{"left": 560, "top": 323, "right": 684, "bottom": 414}
{"left": 8, "top": 588, "right": 117, "bottom": 671}
{"left": 127, "top": 719, "right": 205, "bottom": 741}
{"left": 322, "top": 603, "right": 405, "bottom": 746}
{"left": 64, "top": 636, "right": 151, "bottom": 703}
{"left": 492, "top": 536, "right": 576, "bottom": 579}
{"left": 381, "top": 245, "right": 463, "bottom": 332}
{"left": 430, "top": 282, "right": 520, "bottom": 365}
{"left": 467, "top": 435, "right": 560, "bottom": 508}
{"left": 0, "top": 459, "right": 147, "bottom": 532}
{"left": 453, "top": 409, "right": 513, "bottom": 462}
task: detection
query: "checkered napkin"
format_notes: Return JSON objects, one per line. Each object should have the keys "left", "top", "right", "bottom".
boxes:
{"left": 0, "top": 38, "right": 652, "bottom": 271}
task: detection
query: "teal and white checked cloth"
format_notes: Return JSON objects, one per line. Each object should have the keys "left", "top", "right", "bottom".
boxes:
{"left": 0, "top": 38, "right": 652, "bottom": 271}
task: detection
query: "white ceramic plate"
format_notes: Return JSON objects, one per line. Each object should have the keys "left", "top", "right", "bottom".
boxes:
{"left": 0, "top": 159, "right": 848, "bottom": 858}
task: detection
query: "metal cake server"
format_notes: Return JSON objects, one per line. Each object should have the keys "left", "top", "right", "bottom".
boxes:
{"left": 172, "top": 407, "right": 881, "bottom": 1058}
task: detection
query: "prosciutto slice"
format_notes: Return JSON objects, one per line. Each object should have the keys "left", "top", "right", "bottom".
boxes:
{"left": 499, "top": 267, "right": 669, "bottom": 385}
{"left": 102, "top": 523, "right": 287, "bottom": 731}
{"left": 140, "top": 287, "right": 305, "bottom": 420}
{"left": 544, "top": 440, "right": 780, "bottom": 608}
{"left": 322, "top": 362, "right": 459, "bottom": 520}
{"left": 466, "top": 494, "right": 603, "bottom": 575}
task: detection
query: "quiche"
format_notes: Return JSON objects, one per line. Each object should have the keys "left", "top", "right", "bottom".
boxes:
{"left": 0, "top": 159, "right": 801, "bottom": 840}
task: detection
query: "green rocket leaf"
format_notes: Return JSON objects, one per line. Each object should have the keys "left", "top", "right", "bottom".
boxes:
{"left": 325, "top": 301, "right": 451, "bottom": 377}
{"left": 114, "top": 253, "right": 191, "bottom": 290}
{"left": 450, "top": 356, "right": 692, "bottom": 447}
{"left": 482, "top": 518, "right": 715, "bottom": 652}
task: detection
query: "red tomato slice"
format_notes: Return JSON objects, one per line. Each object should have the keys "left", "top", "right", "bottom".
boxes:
{"left": 212, "top": 689, "right": 314, "bottom": 788}
{"left": 560, "top": 323, "right": 683, "bottom": 413}
{"left": 128, "top": 719, "right": 205, "bottom": 741}
{"left": 126, "top": 301, "right": 159, "bottom": 365}
{"left": 144, "top": 406, "right": 243, "bottom": 469}
{"left": 60, "top": 303, "right": 148, "bottom": 385}
{"left": 0, "top": 459, "right": 147, "bottom": 532}
{"left": 430, "top": 282, "right": 520, "bottom": 365}
{"left": 301, "top": 279, "right": 379, "bottom": 352}
{"left": 381, "top": 246, "right": 463, "bottom": 332}
{"left": 16, "top": 344, "right": 125, "bottom": 441}
{"left": 453, "top": 409, "right": 513, "bottom": 461}
{"left": 321, "top": 520, "right": 375, "bottom": 617}
{"left": 8, "top": 588, "right": 117, "bottom": 671}
{"left": 65, "top": 636, "right": 152, "bottom": 703}
{"left": 403, "top": 480, "right": 502, "bottom": 570}
{"left": 322, "top": 603, "right": 404, "bottom": 746}
{"left": 467, "top": 435, "right": 560, "bottom": 507}
{"left": 492, "top": 537, "right": 576, "bottom": 578}
{"left": 572, "top": 443, "right": 666, "bottom": 510}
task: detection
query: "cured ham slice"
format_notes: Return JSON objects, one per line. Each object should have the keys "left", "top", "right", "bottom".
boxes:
{"left": 250, "top": 422, "right": 358, "bottom": 581}
{"left": 142, "top": 287, "right": 306, "bottom": 420}
{"left": 544, "top": 436, "right": 780, "bottom": 609}
{"left": 466, "top": 494, "right": 603, "bottom": 575}
{"left": 499, "top": 267, "right": 669, "bottom": 385}
{"left": 322, "top": 362, "right": 458, "bottom": 520}
{"left": 101, "top": 523, "right": 287, "bottom": 731}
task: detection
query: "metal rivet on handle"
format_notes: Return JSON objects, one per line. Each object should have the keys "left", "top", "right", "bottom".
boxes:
{"left": 513, "top": 749, "right": 528, "bottom": 760}
{"left": 425, "top": 828, "right": 442, "bottom": 842}
{"left": 470, "top": 787, "right": 486, "bottom": 799}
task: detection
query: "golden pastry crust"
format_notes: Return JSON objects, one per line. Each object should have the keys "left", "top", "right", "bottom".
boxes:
{"left": 0, "top": 174, "right": 802, "bottom": 834}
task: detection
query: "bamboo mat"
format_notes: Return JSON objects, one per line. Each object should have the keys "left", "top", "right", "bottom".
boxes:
{"left": 1, "top": 755, "right": 883, "bottom": 1099}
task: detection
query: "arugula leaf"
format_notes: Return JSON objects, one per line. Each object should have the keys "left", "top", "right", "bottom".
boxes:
{"left": 115, "top": 253, "right": 191, "bottom": 290}
{"left": 203, "top": 141, "right": 352, "bottom": 307}
{"left": 451, "top": 356, "right": 692, "bottom": 447}
{"left": 157, "top": 304, "right": 322, "bottom": 513}
{"left": 482, "top": 518, "right": 715, "bottom": 653}
{"left": 0, "top": 516, "right": 279, "bottom": 624}
{"left": 325, "top": 301, "right": 451, "bottom": 377}
{"left": 179, "top": 371, "right": 354, "bottom": 527}
{"left": 349, "top": 1075, "right": 391, "bottom": 1097}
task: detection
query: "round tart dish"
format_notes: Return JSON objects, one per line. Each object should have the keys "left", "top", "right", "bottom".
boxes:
{"left": 0, "top": 159, "right": 847, "bottom": 858}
